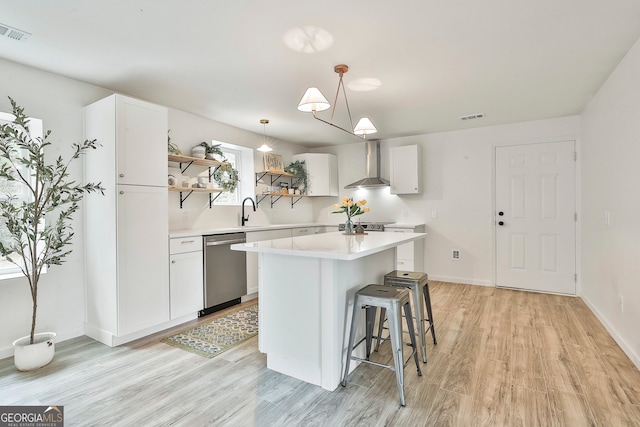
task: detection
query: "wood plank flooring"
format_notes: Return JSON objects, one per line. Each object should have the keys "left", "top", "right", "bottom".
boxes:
{"left": 2, "top": 282, "right": 640, "bottom": 426}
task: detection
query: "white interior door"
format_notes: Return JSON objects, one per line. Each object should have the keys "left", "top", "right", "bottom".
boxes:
{"left": 495, "top": 141, "right": 576, "bottom": 294}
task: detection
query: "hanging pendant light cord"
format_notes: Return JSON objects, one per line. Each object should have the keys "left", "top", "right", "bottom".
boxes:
{"left": 329, "top": 70, "right": 355, "bottom": 132}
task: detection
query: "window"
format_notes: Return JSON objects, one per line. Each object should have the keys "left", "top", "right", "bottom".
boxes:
{"left": 210, "top": 141, "right": 255, "bottom": 206}
{"left": 0, "top": 112, "right": 42, "bottom": 279}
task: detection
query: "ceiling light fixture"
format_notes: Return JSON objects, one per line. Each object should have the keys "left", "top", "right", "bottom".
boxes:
{"left": 257, "top": 119, "right": 273, "bottom": 152}
{"left": 297, "top": 64, "right": 377, "bottom": 138}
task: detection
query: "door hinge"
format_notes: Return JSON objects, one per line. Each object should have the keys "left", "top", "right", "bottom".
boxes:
{"left": 574, "top": 152, "right": 577, "bottom": 161}
{"left": 575, "top": 212, "right": 578, "bottom": 221}
{"left": 575, "top": 273, "right": 577, "bottom": 282}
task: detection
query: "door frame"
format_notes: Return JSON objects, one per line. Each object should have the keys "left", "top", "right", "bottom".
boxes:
{"left": 491, "top": 138, "right": 581, "bottom": 294}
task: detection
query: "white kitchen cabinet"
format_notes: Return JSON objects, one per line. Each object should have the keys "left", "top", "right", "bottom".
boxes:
{"left": 84, "top": 94, "right": 170, "bottom": 346}
{"left": 169, "top": 237, "right": 204, "bottom": 320}
{"left": 386, "top": 224, "right": 425, "bottom": 271}
{"left": 293, "top": 153, "right": 338, "bottom": 196}
{"left": 390, "top": 145, "right": 421, "bottom": 195}
{"left": 245, "top": 229, "right": 292, "bottom": 295}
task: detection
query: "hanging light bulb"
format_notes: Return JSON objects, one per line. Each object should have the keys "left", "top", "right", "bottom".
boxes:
{"left": 257, "top": 119, "right": 273, "bottom": 152}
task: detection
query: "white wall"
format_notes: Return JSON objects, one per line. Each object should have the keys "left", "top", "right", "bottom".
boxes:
{"left": 0, "top": 58, "right": 111, "bottom": 357}
{"left": 311, "top": 116, "right": 580, "bottom": 286}
{"left": 580, "top": 37, "right": 640, "bottom": 367}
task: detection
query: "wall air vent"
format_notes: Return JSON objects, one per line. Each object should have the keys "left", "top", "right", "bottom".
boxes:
{"left": 459, "top": 113, "right": 485, "bottom": 121}
{"left": 0, "top": 23, "right": 31, "bottom": 42}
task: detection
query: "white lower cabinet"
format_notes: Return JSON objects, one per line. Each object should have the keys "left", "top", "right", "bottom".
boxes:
{"left": 386, "top": 225, "right": 425, "bottom": 272}
{"left": 169, "top": 237, "right": 204, "bottom": 319}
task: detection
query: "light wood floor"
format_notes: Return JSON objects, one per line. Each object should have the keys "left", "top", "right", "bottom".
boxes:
{"left": 1, "top": 282, "right": 640, "bottom": 426}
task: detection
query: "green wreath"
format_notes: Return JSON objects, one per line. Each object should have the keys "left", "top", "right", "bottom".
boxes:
{"left": 213, "top": 163, "right": 239, "bottom": 192}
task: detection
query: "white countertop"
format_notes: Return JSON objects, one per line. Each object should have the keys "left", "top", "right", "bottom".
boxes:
{"left": 169, "top": 222, "right": 426, "bottom": 238}
{"left": 231, "top": 231, "right": 426, "bottom": 261}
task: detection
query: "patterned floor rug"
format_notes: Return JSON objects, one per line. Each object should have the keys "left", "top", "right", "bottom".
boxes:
{"left": 161, "top": 303, "right": 258, "bottom": 358}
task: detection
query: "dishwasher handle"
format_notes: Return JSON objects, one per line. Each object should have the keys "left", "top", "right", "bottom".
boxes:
{"left": 206, "top": 238, "right": 246, "bottom": 246}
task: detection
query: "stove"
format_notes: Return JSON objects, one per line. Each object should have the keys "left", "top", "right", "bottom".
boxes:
{"left": 337, "top": 221, "right": 393, "bottom": 232}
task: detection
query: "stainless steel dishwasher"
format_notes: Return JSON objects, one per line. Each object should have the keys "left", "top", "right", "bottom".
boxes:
{"left": 200, "top": 232, "right": 247, "bottom": 317}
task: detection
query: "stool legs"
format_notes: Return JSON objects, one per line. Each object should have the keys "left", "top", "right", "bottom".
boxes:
{"left": 342, "top": 294, "right": 361, "bottom": 387}
{"left": 342, "top": 286, "right": 422, "bottom": 407}
{"left": 423, "top": 283, "right": 437, "bottom": 345}
{"left": 376, "top": 281, "right": 437, "bottom": 361}
{"left": 410, "top": 284, "right": 427, "bottom": 363}
{"left": 387, "top": 300, "right": 406, "bottom": 406}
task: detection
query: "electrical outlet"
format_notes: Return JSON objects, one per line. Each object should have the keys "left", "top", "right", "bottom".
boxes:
{"left": 452, "top": 249, "right": 460, "bottom": 261}
{"left": 401, "top": 210, "right": 408, "bottom": 219}
{"left": 182, "top": 211, "right": 190, "bottom": 223}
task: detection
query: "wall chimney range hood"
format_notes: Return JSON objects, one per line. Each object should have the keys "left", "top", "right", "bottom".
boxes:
{"left": 344, "top": 140, "right": 390, "bottom": 189}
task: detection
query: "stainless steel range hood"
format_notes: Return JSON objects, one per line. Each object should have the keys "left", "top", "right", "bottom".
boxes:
{"left": 344, "top": 140, "right": 390, "bottom": 189}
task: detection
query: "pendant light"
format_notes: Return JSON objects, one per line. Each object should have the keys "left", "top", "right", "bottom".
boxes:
{"left": 297, "top": 64, "right": 377, "bottom": 138}
{"left": 257, "top": 119, "right": 273, "bottom": 152}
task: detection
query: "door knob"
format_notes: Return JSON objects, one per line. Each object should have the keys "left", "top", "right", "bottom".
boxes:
{"left": 498, "top": 221, "right": 504, "bottom": 226}
{"left": 498, "top": 211, "right": 504, "bottom": 216}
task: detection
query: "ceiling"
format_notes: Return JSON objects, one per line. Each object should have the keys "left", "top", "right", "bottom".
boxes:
{"left": 2, "top": 1, "right": 640, "bottom": 147}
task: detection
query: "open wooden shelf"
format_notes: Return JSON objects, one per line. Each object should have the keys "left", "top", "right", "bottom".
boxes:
{"left": 168, "top": 185, "right": 224, "bottom": 193}
{"left": 168, "top": 154, "right": 227, "bottom": 168}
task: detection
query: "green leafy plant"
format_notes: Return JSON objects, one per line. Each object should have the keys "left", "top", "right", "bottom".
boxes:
{"left": 167, "top": 129, "right": 181, "bottom": 155}
{"left": 198, "top": 142, "right": 225, "bottom": 159}
{"left": 0, "top": 98, "right": 105, "bottom": 344}
{"left": 284, "top": 160, "right": 308, "bottom": 194}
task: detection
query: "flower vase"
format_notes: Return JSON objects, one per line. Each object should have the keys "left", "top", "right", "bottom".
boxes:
{"left": 344, "top": 218, "right": 354, "bottom": 234}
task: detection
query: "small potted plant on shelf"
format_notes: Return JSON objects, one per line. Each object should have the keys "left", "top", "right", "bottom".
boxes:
{"left": 0, "top": 98, "right": 105, "bottom": 371}
{"left": 284, "top": 160, "right": 308, "bottom": 195}
{"left": 198, "top": 142, "right": 225, "bottom": 161}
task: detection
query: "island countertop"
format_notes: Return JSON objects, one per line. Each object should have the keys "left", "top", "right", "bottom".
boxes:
{"left": 231, "top": 231, "right": 426, "bottom": 261}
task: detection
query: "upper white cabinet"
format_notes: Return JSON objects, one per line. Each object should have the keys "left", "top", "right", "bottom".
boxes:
{"left": 390, "top": 145, "right": 421, "bottom": 195}
{"left": 84, "top": 94, "right": 170, "bottom": 346}
{"left": 293, "top": 153, "right": 338, "bottom": 196}
{"left": 84, "top": 94, "right": 168, "bottom": 187}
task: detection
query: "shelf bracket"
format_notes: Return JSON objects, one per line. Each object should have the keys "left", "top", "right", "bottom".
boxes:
{"left": 208, "top": 165, "right": 222, "bottom": 180}
{"left": 270, "top": 195, "right": 283, "bottom": 208}
{"left": 178, "top": 190, "right": 194, "bottom": 209}
{"left": 178, "top": 161, "right": 195, "bottom": 174}
{"left": 291, "top": 196, "right": 303, "bottom": 208}
{"left": 256, "top": 194, "right": 270, "bottom": 207}
{"left": 208, "top": 192, "right": 223, "bottom": 208}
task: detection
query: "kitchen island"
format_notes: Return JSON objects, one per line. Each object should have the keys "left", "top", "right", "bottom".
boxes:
{"left": 231, "top": 231, "right": 426, "bottom": 391}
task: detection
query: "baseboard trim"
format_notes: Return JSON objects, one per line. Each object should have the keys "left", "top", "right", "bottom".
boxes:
{"left": 580, "top": 295, "right": 640, "bottom": 371}
{"left": 428, "top": 275, "right": 493, "bottom": 287}
{"left": 0, "top": 327, "right": 84, "bottom": 361}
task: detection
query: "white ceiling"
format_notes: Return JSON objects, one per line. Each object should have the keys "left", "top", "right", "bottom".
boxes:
{"left": 2, "top": 1, "right": 640, "bottom": 147}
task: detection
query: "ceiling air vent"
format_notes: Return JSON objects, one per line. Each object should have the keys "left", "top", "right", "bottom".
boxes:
{"left": 459, "top": 113, "right": 485, "bottom": 121}
{"left": 0, "top": 23, "right": 31, "bottom": 42}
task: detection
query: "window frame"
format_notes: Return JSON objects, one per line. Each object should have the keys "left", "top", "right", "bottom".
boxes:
{"left": 0, "top": 112, "right": 44, "bottom": 280}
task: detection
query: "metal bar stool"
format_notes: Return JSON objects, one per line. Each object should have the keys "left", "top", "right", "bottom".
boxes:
{"left": 376, "top": 271, "right": 437, "bottom": 363}
{"left": 342, "top": 284, "right": 422, "bottom": 406}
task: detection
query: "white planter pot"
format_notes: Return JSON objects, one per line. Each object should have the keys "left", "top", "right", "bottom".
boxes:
{"left": 12, "top": 332, "right": 56, "bottom": 371}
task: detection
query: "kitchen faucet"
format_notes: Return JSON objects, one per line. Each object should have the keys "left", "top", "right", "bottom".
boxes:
{"left": 241, "top": 197, "right": 256, "bottom": 226}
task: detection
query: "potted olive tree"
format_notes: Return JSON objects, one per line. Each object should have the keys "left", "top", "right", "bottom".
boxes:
{"left": 0, "top": 98, "right": 104, "bottom": 371}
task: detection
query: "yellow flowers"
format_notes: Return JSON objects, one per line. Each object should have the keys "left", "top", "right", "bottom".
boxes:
{"left": 331, "top": 197, "right": 370, "bottom": 220}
